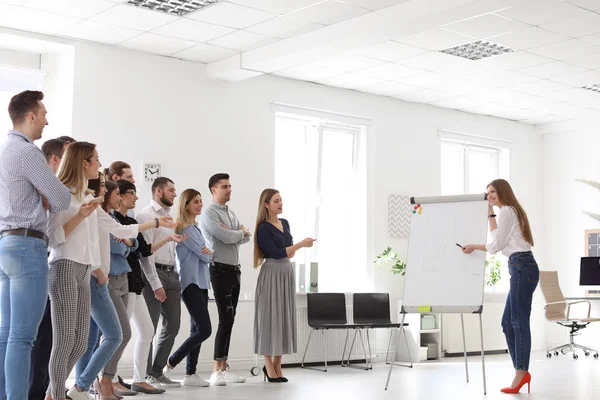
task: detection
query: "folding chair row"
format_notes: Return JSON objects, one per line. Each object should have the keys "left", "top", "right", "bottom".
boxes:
{"left": 300, "top": 293, "right": 412, "bottom": 372}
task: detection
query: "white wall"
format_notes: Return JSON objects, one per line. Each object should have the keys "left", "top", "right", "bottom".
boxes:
{"left": 537, "top": 118, "right": 600, "bottom": 350}
{"left": 2, "top": 32, "right": 546, "bottom": 372}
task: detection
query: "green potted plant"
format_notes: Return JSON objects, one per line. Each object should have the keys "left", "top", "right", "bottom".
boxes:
{"left": 485, "top": 254, "right": 502, "bottom": 288}
{"left": 374, "top": 247, "right": 406, "bottom": 275}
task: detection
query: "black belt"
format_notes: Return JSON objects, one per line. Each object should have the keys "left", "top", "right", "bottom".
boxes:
{"left": 212, "top": 262, "right": 241, "bottom": 272}
{"left": 0, "top": 228, "right": 48, "bottom": 246}
{"left": 156, "top": 263, "right": 175, "bottom": 272}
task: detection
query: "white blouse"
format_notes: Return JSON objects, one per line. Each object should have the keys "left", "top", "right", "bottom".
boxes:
{"left": 486, "top": 205, "right": 531, "bottom": 258}
{"left": 48, "top": 193, "right": 139, "bottom": 273}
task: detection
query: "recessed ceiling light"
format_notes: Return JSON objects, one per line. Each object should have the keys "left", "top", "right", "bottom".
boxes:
{"left": 440, "top": 40, "right": 514, "bottom": 61}
{"left": 126, "top": 0, "right": 219, "bottom": 16}
{"left": 582, "top": 84, "right": 600, "bottom": 93}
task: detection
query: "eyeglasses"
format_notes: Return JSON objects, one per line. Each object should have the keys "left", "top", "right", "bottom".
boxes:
{"left": 124, "top": 191, "right": 136, "bottom": 196}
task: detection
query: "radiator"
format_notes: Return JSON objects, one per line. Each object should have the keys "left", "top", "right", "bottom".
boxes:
{"left": 442, "top": 301, "right": 508, "bottom": 354}
{"left": 285, "top": 306, "right": 375, "bottom": 364}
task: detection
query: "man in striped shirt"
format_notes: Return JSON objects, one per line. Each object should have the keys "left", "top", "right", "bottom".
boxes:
{"left": 0, "top": 91, "right": 71, "bottom": 400}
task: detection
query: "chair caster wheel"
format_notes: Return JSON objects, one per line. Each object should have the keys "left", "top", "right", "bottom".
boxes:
{"left": 573, "top": 354, "right": 579, "bottom": 360}
{"left": 585, "top": 352, "right": 590, "bottom": 357}
{"left": 594, "top": 353, "right": 599, "bottom": 359}
{"left": 554, "top": 351, "right": 559, "bottom": 356}
{"left": 546, "top": 353, "right": 552, "bottom": 358}
{"left": 250, "top": 366, "right": 260, "bottom": 376}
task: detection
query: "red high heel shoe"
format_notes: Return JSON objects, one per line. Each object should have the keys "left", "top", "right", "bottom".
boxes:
{"left": 501, "top": 371, "right": 531, "bottom": 394}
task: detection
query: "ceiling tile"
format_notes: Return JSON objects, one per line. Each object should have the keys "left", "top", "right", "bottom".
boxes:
{"left": 209, "top": 30, "right": 278, "bottom": 51}
{"left": 471, "top": 87, "right": 526, "bottom": 103}
{"left": 92, "top": 4, "right": 178, "bottom": 31}
{"left": 353, "top": 41, "right": 428, "bottom": 61}
{"left": 497, "top": 0, "right": 587, "bottom": 25}
{"left": 563, "top": 52, "right": 600, "bottom": 70}
{"left": 170, "top": 43, "right": 239, "bottom": 63}
{"left": 275, "top": 64, "right": 342, "bottom": 81}
{"left": 245, "top": 15, "right": 323, "bottom": 38}
{"left": 119, "top": 32, "right": 194, "bottom": 56}
{"left": 395, "top": 28, "right": 476, "bottom": 51}
{"left": 470, "top": 70, "right": 539, "bottom": 87}
{"left": 341, "top": 0, "right": 409, "bottom": 10}
{"left": 228, "top": 0, "right": 323, "bottom": 14}
{"left": 540, "top": 12, "right": 600, "bottom": 38}
{"left": 60, "top": 20, "right": 141, "bottom": 44}
{"left": 477, "top": 51, "right": 553, "bottom": 70}
{"left": 288, "top": 0, "right": 369, "bottom": 25}
{"left": 394, "top": 89, "right": 457, "bottom": 103}
{"left": 430, "top": 96, "right": 479, "bottom": 110}
{"left": 580, "top": 32, "right": 600, "bottom": 46}
{"left": 509, "top": 95, "right": 561, "bottom": 109}
{"left": 563, "top": 0, "right": 600, "bottom": 10}
{"left": 21, "top": 0, "right": 115, "bottom": 18}
{"left": 492, "top": 27, "right": 568, "bottom": 50}
{"left": 397, "top": 52, "right": 491, "bottom": 77}
{"left": 551, "top": 70, "right": 600, "bottom": 86}
{"left": 153, "top": 18, "right": 235, "bottom": 42}
{"left": 358, "top": 62, "right": 425, "bottom": 80}
{"left": 517, "top": 61, "right": 589, "bottom": 79}
{"left": 358, "top": 80, "right": 422, "bottom": 96}
{"left": 512, "top": 79, "right": 573, "bottom": 95}
{"left": 396, "top": 71, "right": 450, "bottom": 88}
{"left": 432, "top": 79, "right": 481, "bottom": 97}
{"left": 318, "top": 72, "right": 384, "bottom": 89}
{"left": 314, "top": 53, "right": 385, "bottom": 71}
{"left": 185, "top": 2, "right": 276, "bottom": 29}
{"left": 0, "top": 4, "right": 81, "bottom": 34}
{"left": 528, "top": 39, "right": 600, "bottom": 60}
{"left": 442, "top": 14, "right": 528, "bottom": 40}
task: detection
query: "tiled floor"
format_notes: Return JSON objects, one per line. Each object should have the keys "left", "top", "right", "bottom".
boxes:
{"left": 81, "top": 352, "right": 600, "bottom": 399}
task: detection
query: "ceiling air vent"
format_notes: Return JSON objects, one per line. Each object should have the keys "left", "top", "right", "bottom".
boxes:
{"left": 440, "top": 40, "right": 514, "bottom": 61}
{"left": 126, "top": 0, "right": 219, "bottom": 16}
{"left": 582, "top": 84, "right": 600, "bottom": 93}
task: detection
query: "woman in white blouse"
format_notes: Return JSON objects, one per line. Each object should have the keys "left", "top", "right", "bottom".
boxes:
{"left": 46, "top": 142, "right": 175, "bottom": 400}
{"left": 462, "top": 179, "right": 538, "bottom": 395}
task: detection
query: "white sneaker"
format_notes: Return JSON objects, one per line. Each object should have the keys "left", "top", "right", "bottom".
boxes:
{"left": 66, "top": 387, "right": 92, "bottom": 400}
{"left": 163, "top": 364, "right": 174, "bottom": 379}
{"left": 208, "top": 371, "right": 227, "bottom": 386}
{"left": 183, "top": 374, "right": 210, "bottom": 387}
{"left": 145, "top": 376, "right": 159, "bottom": 386}
{"left": 223, "top": 369, "right": 246, "bottom": 384}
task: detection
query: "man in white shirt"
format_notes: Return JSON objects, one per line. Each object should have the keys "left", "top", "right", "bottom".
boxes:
{"left": 137, "top": 177, "right": 181, "bottom": 387}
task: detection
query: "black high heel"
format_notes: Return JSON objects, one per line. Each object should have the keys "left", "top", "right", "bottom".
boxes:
{"left": 263, "top": 366, "right": 282, "bottom": 383}
{"left": 278, "top": 376, "right": 288, "bottom": 383}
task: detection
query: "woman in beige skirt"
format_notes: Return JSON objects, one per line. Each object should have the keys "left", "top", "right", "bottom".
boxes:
{"left": 253, "top": 189, "right": 316, "bottom": 383}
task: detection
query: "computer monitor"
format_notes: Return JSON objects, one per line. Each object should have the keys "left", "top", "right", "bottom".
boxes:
{"left": 580, "top": 257, "right": 600, "bottom": 285}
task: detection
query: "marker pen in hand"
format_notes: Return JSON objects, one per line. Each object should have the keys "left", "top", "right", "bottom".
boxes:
{"left": 456, "top": 243, "right": 464, "bottom": 249}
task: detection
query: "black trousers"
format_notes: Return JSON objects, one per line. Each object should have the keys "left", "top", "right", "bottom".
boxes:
{"left": 168, "top": 284, "right": 211, "bottom": 375}
{"left": 28, "top": 298, "right": 52, "bottom": 400}
{"left": 210, "top": 263, "right": 240, "bottom": 361}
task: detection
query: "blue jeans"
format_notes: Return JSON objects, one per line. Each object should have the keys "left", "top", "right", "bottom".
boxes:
{"left": 0, "top": 236, "right": 49, "bottom": 400}
{"left": 502, "top": 251, "right": 539, "bottom": 371}
{"left": 75, "top": 276, "right": 122, "bottom": 390}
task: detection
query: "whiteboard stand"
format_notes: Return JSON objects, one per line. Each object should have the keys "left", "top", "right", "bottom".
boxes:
{"left": 385, "top": 194, "right": 489, "bottom": 394}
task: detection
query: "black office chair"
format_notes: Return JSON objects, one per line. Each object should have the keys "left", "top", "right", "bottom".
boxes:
{"left": 301, "top": 293, "right": 361, "bottom": 372}
{"left": 344, "top": 293, "right": 412, "bottom": 369}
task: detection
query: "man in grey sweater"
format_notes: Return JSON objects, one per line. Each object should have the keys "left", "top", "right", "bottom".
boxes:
{"left": 200, "top": 173, "right": 251, "bottom": 386}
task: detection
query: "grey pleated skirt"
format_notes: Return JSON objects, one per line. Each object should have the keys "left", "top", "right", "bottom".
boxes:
{"left": 254, "top": 257, "right": 297, "bottom": 356}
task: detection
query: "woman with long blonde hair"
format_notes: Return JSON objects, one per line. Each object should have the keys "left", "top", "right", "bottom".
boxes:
{"left": 162, "top": 189, "right": 213, "bottom": 387}
{"left": 462, "top": 179, "right": 538, "bottom": 394}
{"left": 253, "top": 189, "right": 315, "bottom": 383}
{"left": 46, "top": 142, "right": 176, "bottom": 400}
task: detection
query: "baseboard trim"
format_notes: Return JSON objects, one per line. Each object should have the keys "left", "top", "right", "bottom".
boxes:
{"left": 444, "top": 349, "right": 508, "bottom": 357}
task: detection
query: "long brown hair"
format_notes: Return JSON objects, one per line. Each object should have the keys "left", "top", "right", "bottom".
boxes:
{"left": 176, "top": 189, "right": 201, "bottom": 234}
{"left": 488, "top": 179, "right": 534, "bottom": 246}
{"left": 253, "top": 188, "right": 280, "bottom": 268}
{"left": 101, "top": 181, "right": 119, "bottom": 213}
{"left": 57, "top": 141, "right": 96, "bottom": 201}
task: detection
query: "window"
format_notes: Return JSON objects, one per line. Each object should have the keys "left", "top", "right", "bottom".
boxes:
{"left": 440, "top": 139, "right": 510, "bottom": 292}
{"left": 0, "top": 64, "right": 45, "bottom": 146}
{"left": 275, "top": 113, "right": 367, "bottom": 293}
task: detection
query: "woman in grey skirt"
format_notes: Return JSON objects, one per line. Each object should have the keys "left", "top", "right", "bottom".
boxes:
{"left": 253, "top": 189, "right": 316, "bottom": 383}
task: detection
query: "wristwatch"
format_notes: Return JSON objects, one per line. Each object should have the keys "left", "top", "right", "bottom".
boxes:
{"left": 489, "top": 214, "right": 497, "bottom": 218}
